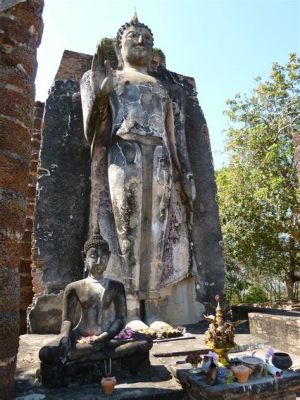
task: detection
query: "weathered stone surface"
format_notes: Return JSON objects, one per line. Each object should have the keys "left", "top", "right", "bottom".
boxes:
{"left": 31, "top": 25, "right": 224, "bottom": 331}
{"left": 183, "top": 85, "right": 225, "bottom": 306}
{"left": 0, "top": 152, "right": 30, "bottom": 193}
{"left": 0, "top": 0, "right": 44, "bottom": 396}
{"left": 31, "top": 267, "right": 44, "bottom": 297}
{"left": 19, "top": 101, "right": 44, "bottom": 334}
{"left": 0, "top": 119, "right": 31, "bottom": 161}
{"left": 81, "top": 64, "right": 197, "bottom": 319}
{"left": 55, "top": 50, "right": 92, "bottom": 81}
{"left": 231, "top": 305, "right": 300, "bottom": 321}
{"left": 39, "top": 345, "right": 151, "bottom": 388}
{"left": 0, "top": 267, "right": 20, "bottom": 315}
{"left": 249, "top": 312, "right": 300, "bottom": 355}
{"left": 176, "top": 368, "right": 300, "bottom": 399}
{"left": 79, "top": 26, "right": 224, "bottom": 324}
{"left": 28, "top": 292, "right": 63, "bottom": 334}
{"left": 33, "top": 80, "right": 91, "bottom": 294}
{"left": 149, "top": 68, "right": 225, "bottom": 307}
{"left": 0, "top": 0, "right": 26, "bottom": 12}
{"left": 0, "top": 267, "right": 19, "bottom": 397}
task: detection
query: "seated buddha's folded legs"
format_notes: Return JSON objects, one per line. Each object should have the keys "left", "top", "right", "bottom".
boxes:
{"left": 39, "top": 333, "right": 152, "bottom": 365}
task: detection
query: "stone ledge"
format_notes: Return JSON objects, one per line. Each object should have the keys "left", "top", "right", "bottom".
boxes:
{"left": 39, "top": 352, "right": 152, "bottom": 388}
{"left": 249, "top": 313, "right": 300, "bottom": 355}
{"left": 175, "top": 367, "right": 300, "bottom": 400}
{"left": 152, "top": 333, "right": 269, "bottom": 358}
{"left": 232, "top": 305, "right": 300, "bottom": 321}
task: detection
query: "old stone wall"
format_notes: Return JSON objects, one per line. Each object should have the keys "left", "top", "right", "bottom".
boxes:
{"left": 177, "top": 367, "right": 300, "bottom": 399}
{"left": 179, "top": 74, "right": 225, "bottom": 305}
{"left": 55, "top": 50, "right": 92, "bottom": 81}
{"left": 0, "top": 0, "right": 43, "bottom": 397}
{"left": 30, "top": 101, "right": 45, "bottom": 301}
{"left": 34, "top": 80, "right": 90, "bottom": 292}
{"left": 28, "top": 51, "right": 92, "bottom": 333}
{"left": 249, "top": 312, "right": 300, "bottom": 355}
{"left": 28, "top": 80, "right": 91, "bottom": 333}
{"left": 29, "top": 43, "right": 224, "bottom": 331}
{"left": 19, "top": 101, "right": 44, "bottom": 334}
{"left": 231, "top": 304, "right": 300, "bottom": 321}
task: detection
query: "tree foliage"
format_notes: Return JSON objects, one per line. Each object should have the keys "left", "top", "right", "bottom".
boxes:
{"left": 217, "top": 53, "right": 300, "bottom": 302}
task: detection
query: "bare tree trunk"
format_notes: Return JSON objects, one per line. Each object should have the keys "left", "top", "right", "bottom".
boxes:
{"left": 285, "top": 237, "right": 300, "bottom": 302}
{"left": 286, "top": 277, "right": 295, "bottom": 302}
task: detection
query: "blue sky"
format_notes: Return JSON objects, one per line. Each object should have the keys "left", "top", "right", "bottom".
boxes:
{"left": 35, "top": 0, "right": 300, "bottom": 169}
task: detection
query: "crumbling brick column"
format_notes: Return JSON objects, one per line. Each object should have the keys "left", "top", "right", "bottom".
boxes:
{"left": 0, "top": 1, "right": 43, "bottom": 397}
{"left": 19, "top": 101, "right": 44, "bottom": 334}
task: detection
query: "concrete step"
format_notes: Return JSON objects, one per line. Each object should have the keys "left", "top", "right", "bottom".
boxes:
{"left": 15, "top": 380, "right": 185, "bottom": 400}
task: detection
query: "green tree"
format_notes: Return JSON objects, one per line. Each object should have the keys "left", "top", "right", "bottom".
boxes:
{"left": 217, "top": 54, "right": 300, "bottom": 301}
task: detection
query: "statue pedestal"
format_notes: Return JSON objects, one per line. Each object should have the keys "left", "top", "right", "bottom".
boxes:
{"left": 39, "top": 351, "right": 151, "bottom": 388}
{"left": 39, "top": 335, "right": 152, "bottom": 388}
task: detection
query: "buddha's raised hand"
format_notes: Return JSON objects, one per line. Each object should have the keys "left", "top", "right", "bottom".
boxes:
{"left": 91, "top": 43, "right": 113, "bottom": 99}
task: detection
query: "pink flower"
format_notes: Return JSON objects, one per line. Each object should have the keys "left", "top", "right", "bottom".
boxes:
{"left": 265, "top": 347, "right": 274, "bottom": 360}
{"left": 115, "top": 327, "right": 133, "bottom": 340}
{"left": 208, "top": 351, "right": 219, "bottom": 363}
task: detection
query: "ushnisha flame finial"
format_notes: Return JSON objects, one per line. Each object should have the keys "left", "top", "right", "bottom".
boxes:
{"left": 131, "top": 9, "right": 138, "bottom": 25}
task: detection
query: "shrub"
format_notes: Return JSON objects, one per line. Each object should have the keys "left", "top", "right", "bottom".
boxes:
{"left": 243, "top": 284, "right": 269, "bottom": 303}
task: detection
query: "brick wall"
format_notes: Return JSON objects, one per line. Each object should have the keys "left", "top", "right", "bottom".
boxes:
{"left": 19, "top": 101, "right": 44, "bottom": 334}
{"left": 55, "top": 50, "right": 92, "bottom": 81}
{"left": 0, "top": 0, "right": 43, "bottom": 397}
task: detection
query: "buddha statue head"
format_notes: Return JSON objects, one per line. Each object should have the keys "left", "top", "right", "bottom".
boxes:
{"left": 83, "top": 226, "right": 110, "bottom": 278}
{"left": 115, "top": 12, "right": 154, "bottom": 70}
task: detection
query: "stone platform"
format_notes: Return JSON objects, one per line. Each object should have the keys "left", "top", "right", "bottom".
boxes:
{"left": 40, "top": 351, "right": 151, "bottom": 388}
{"left": 175, "top": 368, "right": 300, "bottom": 400}
{"left": 249, "top": 312, "right": 300, "bottom": 355}
{"left": 14, "top": 322, "right": 300, "bottom": 399}
{"left": 38, "top": 334, "right": 152, "bottom": 388}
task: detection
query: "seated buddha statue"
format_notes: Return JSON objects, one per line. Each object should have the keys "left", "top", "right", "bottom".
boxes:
{"left": 39, "top": 226, "right": 151, "bottom": 365}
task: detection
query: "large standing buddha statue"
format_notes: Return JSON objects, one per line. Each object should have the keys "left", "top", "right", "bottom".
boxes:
{"left": 80, "top": 13, "right": 222, "bottom": 325}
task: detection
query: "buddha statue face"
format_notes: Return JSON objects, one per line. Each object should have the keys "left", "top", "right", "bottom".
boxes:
{"left": 120, "top": 25, "right": 153, "bottom": 68}
{"left": 86, "top": 246, "right": 110, "bottom": 278}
